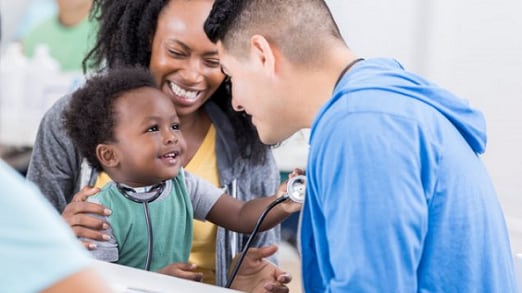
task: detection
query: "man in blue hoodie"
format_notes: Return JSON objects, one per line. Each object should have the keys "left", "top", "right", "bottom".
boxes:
{"left": 204, "top": 0, "right": 518, "bottom": 292}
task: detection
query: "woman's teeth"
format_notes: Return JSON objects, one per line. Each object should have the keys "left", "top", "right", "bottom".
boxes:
{"left": 169, "top": 82, "right": 198, "bottom": 100}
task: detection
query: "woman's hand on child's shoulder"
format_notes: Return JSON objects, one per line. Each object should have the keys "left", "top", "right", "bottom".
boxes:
{"left": 62, "top": 186, "right": 111, "bottom": 250}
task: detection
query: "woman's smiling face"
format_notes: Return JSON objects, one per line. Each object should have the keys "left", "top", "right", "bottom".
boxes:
{"left": 149, "top": 0, "right": 226, "bottom": 118}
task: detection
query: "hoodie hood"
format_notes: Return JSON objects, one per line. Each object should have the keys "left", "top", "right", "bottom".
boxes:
{"left": 333, "top": 58, "right": 487, "bottom": 154}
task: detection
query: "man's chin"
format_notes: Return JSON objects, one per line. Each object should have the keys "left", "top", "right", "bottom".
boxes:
{"left": 259, "top": 132, "right": 285, "bottom": 145}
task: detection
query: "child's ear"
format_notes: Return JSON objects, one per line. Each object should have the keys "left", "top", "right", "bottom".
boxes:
{"left": 96, "top": 144, "right": 119, "bottom": 168}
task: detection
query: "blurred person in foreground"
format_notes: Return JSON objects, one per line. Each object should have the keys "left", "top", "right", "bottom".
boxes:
{"left": 0, "top": 159, "right": 111, "bottom": 293}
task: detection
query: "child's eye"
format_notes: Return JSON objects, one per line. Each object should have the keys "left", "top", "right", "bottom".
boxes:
{"left": 171, "top": 123, "right": 180, "bottom": 130}
{"left": 147, "top": 125, "right": 159, "bottom": 132}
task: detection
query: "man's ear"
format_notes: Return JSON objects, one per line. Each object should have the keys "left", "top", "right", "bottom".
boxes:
{"left": 250, "top": 35, "right": 277, "bottom": 75}
{"left": 96, "top": 144, "right": 119, "bottom": 169}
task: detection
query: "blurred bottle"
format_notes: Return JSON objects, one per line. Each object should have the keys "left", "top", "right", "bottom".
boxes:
{"left": 25, "top": 44, "right": 61, "bottom": 145}
{"left": 0, "top": 43, "right": 29, "bottom": 145}
{"left": 27, "top": 43, "right": 60, "bottom": 109}
{"left": 1, "top": 43, "right": 80, "bottom": 146}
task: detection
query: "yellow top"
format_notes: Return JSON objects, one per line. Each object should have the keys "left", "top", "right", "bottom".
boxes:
{"left": 94, "top": 171, "right": 111, "bottom": 189}
{"left": 185, "top": 124, "right": 219, "bottom": 285}
{"left": 94, "top": 125, "right": 219, "bottom": 284}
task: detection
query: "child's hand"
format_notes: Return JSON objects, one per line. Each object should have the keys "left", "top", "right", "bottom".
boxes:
{"left": 277, "top": 168, "right": 306, "bottom": 214}
{"left": 156, "top": 263, "right": 204, "bottom": 282}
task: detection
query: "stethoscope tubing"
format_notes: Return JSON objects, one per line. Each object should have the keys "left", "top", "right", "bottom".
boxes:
{"left": 225, "top": 195, "right": 288, "bottom": 288}
{"left": 142, "top": 201, "right": 153, "bottom": 271}
{"left": 225, "top": 175, "right": 307, "bottom": 288}
{"left": 118, "top": 183, "right": 163, "bottom": 271}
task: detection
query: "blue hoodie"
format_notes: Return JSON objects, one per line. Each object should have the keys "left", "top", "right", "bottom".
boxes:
{"left": 300, "top": 58, "right": 517, "bottom": 292}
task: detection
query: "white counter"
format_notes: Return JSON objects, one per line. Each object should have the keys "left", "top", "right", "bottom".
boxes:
{"left": 93, "top": 260, "right": 242, "bottom": 293}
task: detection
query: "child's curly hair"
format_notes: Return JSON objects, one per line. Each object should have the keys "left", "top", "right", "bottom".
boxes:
{"left": 63, "top": 66, "right": 156, "bottom": 171}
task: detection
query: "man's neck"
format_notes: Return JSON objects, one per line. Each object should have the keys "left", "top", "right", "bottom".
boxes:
{"left": 295, "top": 47, "right": 358, "bottom": 128}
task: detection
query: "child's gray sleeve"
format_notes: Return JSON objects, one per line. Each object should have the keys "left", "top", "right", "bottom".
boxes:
{"left": 80, "top": 197, "right": 118, "bottom": 262}
{"left": 183, "top": 171, "right": 224, "bottom": 221}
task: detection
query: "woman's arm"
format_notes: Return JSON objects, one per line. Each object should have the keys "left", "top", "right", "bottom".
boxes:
{"left": 26, "top": 95, "right": 81, "bottom": 211}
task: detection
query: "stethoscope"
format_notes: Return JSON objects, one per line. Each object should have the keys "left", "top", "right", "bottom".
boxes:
{"left": 116, "top": 182, "right": 165, "bottom": 271}
{"left": 89, "top": 170, "right": 164, "bottom": 271}
{"left": 225, "top": 175, "right": 307, "bottom": 288}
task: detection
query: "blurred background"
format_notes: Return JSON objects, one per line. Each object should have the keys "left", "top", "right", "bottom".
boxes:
{"left": 1, "top": 0, "right": 521, "bottom": 292}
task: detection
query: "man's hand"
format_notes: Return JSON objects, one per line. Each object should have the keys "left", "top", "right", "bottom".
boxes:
{"left": 230, "top": 245, "right": 292, "bottom": 293}
{"left": 62, "top": 186, "right": 111, "bottom": 249}
{"left": 157, "top": 263, "right": 204, "bottom": 282}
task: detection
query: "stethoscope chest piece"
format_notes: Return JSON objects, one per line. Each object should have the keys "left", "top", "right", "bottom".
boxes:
{"left": 287, "top": 175, "right": 306, "bottom": 204}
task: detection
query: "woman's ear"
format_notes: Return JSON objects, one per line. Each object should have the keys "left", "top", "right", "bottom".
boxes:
{"left": 96, "top": 144, "right": 119, "bottom": 169}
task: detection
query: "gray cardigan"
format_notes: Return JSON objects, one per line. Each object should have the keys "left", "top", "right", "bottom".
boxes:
{"left": 27, "top": 95, "right": 281, "bottom": 287}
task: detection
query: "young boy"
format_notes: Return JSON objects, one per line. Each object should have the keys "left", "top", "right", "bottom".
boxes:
{"left": 63, "top": 66, "right": 301, "bottom": 274}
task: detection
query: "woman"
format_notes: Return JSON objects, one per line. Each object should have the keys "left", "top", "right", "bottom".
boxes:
{"left": 26, "top": 0, "right": 283, "bottom": 289}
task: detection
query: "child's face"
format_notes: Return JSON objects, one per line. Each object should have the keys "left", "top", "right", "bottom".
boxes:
{"left": 111, "top": 87, "right": 186, "bottom": 187}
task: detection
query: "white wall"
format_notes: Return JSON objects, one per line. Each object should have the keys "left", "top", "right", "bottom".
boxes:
{"left": 0, "top": 0, "right": 31, "bottom": 50}
{"left": 326, "top": 0, "right": 522, "bottom": 252}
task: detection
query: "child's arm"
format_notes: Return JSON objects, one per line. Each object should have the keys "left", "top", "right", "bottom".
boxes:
{"left": 205, "top": 169, "right": 303, "bottom": 233}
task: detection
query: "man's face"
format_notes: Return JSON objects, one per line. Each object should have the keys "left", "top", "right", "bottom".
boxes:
{"left": 217, "top": 42, "right": 295, "bottom": 145}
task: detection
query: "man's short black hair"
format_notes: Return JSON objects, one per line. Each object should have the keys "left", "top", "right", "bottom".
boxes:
{"left": 204, "top": 0, "right": 343, "bottom": 64}
{"left": 203, "top": 0, "right": 244, "bottom": 44}
{"left": 63, "top": 66, "right": 156, "bottom": 171}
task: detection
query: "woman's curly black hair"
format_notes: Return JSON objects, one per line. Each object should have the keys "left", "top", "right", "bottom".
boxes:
{"left": 64, "top": 66, "right": 156, "bottom": 172}
{"left": 83, "top": 0, "right": 270, "bottom": 164}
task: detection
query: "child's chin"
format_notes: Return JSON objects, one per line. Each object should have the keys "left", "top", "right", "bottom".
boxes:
{"left": 163, "top": 170, "right": 179, "bottom": 180}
